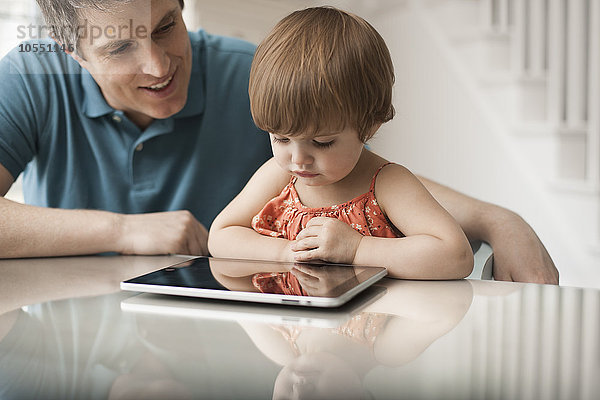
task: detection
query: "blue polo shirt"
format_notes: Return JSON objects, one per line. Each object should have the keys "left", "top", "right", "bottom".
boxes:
{"left": 0, "top": 30, "right": 271, "bottom": 227}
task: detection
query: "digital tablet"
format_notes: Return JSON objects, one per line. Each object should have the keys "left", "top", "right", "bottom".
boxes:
{"left": 120, "top": 256, "right": 387, "bottom": 308}
{"left": 120, "top": 285, "right": 387, "bottom": 328}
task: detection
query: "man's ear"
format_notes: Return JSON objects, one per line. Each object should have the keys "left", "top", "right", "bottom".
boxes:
{"left": 68, "top": 48, "right": 85, "bottom": 66}
{"left": 66, "top": 45, "right": 89, "bottom": 70}
{"left": 49, "top": 33, "right": 85, "bottom": 67}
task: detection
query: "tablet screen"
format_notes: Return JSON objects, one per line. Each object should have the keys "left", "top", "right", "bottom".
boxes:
{"left": 120, "top": 257, "right": 387, "bottom": 307}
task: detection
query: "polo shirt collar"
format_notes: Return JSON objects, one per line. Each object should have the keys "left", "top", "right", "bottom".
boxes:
{"left": 81, "top": 69, "right": 114, "bottom": 118}
{"left": 173, "top": 66, "right": 205, "bottom": 118}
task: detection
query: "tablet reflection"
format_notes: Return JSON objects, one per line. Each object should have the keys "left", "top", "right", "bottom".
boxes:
{"left": 210, "top": 259, "right": 365, "bottom": 298}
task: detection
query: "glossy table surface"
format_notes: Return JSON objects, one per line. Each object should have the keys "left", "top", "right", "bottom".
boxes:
{"left": 0, "top": 255, "right": 598, "bottom": 400}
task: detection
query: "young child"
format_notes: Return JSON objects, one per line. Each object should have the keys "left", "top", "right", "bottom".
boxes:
{"left": 208, "top": 6, "right": 473, "bottom": 279}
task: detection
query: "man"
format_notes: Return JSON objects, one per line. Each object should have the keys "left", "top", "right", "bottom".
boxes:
{"left": 0, "top": 0, "right": 558, "bottom": 284}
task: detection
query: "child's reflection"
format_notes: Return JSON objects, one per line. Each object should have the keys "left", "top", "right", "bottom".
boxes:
{"left": 274, "top": 352, "right": 364, "bottom": 400}
{"left": 239, "top": 280, "right": 474, "bottom": 400}
{"left": 108, "top": 352, "right": 194, "bottom": 400}
{"left": 271, "top": 312, "right": 388, "bottom": 400}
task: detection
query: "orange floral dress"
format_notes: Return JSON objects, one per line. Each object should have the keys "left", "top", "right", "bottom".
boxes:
{"left": 251, "top": 162, "right": 403, "bottom": 240}
{"left": 251, "top": 163, "right": 402, "bottom": 295}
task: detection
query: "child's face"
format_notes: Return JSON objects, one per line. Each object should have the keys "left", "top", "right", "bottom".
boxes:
{"left": 269, "top": 127, "right": 364, "bottom": 186}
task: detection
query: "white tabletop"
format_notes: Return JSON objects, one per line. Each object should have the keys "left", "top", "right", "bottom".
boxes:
{"left": 0, "top": 255, "right": 597, "bottom": 399}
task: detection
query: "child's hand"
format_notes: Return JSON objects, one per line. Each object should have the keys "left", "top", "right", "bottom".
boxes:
{"left": 292, "top": 217, "right": 363, "bottom": 264}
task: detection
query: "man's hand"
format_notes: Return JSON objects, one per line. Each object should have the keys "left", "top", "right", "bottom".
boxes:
{"left": 487, "top": 211, "right": 559, "bottom": 284}
{"left": 291, "top": 217, "right": 362, "bottom": 264}
{"left": 117, "top": 210, "right": 209, "bottom": 256}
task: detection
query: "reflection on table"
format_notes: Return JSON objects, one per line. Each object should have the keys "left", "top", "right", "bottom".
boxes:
{"left": 0, "top": 256, "right": 598, "bottom": 399}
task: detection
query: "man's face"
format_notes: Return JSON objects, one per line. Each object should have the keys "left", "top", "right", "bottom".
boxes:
{"left": 73, "top": 0, "right": 192, "bottom": 128}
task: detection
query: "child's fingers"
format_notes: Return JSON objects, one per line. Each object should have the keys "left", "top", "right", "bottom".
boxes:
{"left": 292, "top": 264, "right": 320, "bottom": 274}
{"left": 295, "top": 226, "right": 321, "bottom": 241}
{"left": 293, "top": 248, "right": 321, "bottom": 262}
{"left": 290, "top": 266, "right": 318, "bottom": 282}
{"left": 293, "top": 265, "right": 328, "bottom": 283}
{"left": 291, "top": 237, "right": 320, "bottom": 251}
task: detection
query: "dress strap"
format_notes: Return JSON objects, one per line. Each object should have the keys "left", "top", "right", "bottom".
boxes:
{"left": 369, "top": 162, "right": 394, "bottom": 193}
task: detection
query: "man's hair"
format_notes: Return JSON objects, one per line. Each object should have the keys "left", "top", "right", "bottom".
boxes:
{"left": 249, "top": 6, "right": 395, "bottom": 142}
{"left": 35, "top": 0, "right": 184, "bottom": 54}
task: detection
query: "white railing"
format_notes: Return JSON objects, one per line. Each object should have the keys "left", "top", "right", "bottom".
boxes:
{"left": 466, "top": 285, "right": 600, "bottom": 399}
{"left": 482, "top": 0, "right": 600, "bottom": 184}
{"left": 588, "top": 0, "right": 600, "bottom": 184}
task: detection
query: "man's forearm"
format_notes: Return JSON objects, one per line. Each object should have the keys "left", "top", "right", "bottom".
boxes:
{"left": 0, "top": 196, "right": 122, "bottom": 258}
{"left": 417, "top": 175, "right": 537, "bottom": 244}
{"left": 416, "top": 175, "right": 559, "bottom": 284}
{"left": 416, "top": 175, "right": 496, "bottom": 241}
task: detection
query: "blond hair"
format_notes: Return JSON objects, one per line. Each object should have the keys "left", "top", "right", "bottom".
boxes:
{"left": 249, "top": 6, "right": 395, "bottom": 142}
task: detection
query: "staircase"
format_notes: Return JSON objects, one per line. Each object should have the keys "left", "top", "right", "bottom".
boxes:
{"left": 365, "top": 0, "right": 599, "bottom": 288}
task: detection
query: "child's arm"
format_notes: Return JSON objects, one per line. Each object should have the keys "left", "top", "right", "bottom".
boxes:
{"left": 208, "top": 158, "right": 294, "bottom": 261}
{"left": 293, "top": 165, "right": 473, "bottom": 279}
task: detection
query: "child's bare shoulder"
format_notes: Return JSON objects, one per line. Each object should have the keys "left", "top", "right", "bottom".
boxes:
{"left": 377, "top": 162, "right": 416, "bottom": 183}
{"left": 375, "top": 163, "right": 425, "bottom": 198}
